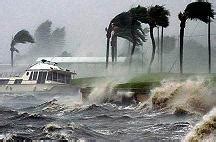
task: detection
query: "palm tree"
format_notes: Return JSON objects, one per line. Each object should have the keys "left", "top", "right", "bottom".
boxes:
{"left": 147, "top": 5, "right": 170, "bottom": 73}
{"left": 178, "top": 2, "right": 214, "bottom": 74}
{"left": 10, "top": 30, "right": 35, "bottom": 67}
{"left": 129, "top": 5, "right": 170, "bottom": 73}
{"left": 106, "top": 12, "right": 131, "bottom": 68}
{"left": 106, "top": 12, "right": 147, "bottom": 68}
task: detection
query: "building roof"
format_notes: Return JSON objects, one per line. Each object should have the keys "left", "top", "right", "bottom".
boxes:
{"left": 29, "top": 62, "right": 62, "bottom": 70}
{"left": 36, "top": 57, "right": 126, "bottom": 63}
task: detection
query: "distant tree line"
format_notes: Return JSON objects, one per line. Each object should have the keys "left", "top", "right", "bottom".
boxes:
{"left": 29, "top": 20, "right": 66, "bottom": 57}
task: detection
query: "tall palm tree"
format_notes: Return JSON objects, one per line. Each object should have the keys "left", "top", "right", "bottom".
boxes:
{"left": 10, "top": 30, "right": 35, "bottom": 67}
{"left": 147, "top": 5, "right": 170, "bottom": 73}
{"left": 106, "top": 12, "right": 131, "bottom": 68}
{"left": 129, "top": 5, "right": 170, "bottom": 73}
{"left": 178, "top": 2, "right": 214, "bottom": 74}
{"left": 106, "top": 12, "right": 147, "bottom": 68}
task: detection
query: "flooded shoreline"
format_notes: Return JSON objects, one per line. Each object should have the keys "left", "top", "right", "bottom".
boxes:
{"left": 0, "top": 77, "right": 215, "bottom": 141}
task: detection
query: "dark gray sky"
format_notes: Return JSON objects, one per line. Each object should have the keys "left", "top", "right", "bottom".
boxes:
{"left": 0, "top": 0, "right": 215, "bottom": 63}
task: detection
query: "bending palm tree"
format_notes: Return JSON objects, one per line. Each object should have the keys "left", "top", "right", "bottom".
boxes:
{"left": 179, "top": 2, "right": 214, "bottom": 74}
{"left": 10, "top": 30, "right": 35, "bottom": 67}
{"left": 147, "top": 5, "right": 170, "bottom": 73}
{"left": 106, "top": 12, "right": 131, "bottom": 68}
{"left": 106, "top": 12, "right": 147, "bottom": 68}
{"left": 129, "top": 5, "right": 170, "bottom": 73}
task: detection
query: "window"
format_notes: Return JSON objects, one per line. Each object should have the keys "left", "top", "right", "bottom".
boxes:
{"left": 47, "top": 72, "right": 52, "bottom": 81}
{"left": 58, "top": 73, "right": 66, "bottom": 83}
{"left": 37, "top": 71, "right": 47, "bottom": 84}
{"left": 14, "top": 79, "right": 23, "bottom": 84}
{"left": 0, "top": 79, "right": 9, "bottom": 85}
{"left": 33, "top": 72, "right": 38, "bottom": 80}
{"left": 66, "top": 74, "right": 71, "bottom": 84}
{"left": 53, "top": 72, "right": 57, "bottom": 82}
{"left": 28, "top": 72, "right": 33, "bottom": 80}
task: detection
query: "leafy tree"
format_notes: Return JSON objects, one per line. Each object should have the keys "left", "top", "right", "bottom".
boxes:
{"left": 10, "top": 30, "right": 34, "bottom": 67}
{"left": 50, "top": 27, "right": 66, "bottom": 54}
{"left": 178, "top": 2, "right": 214, "bottom": 74}
{"left": 34, "top": 20, "right": 52, "bottom": 55}
{"left": 106, "top": 12, "right": 147, "bottom": 68}
{"left": 28, "top": 20, "right": 66, "bottom": 58}
{"left": 129, "top": 5, "right": 170, "bottom": 72}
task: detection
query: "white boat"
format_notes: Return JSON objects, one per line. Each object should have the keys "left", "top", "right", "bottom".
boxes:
{"left": 0, "top": 59, "right": 78, "bottom": 94}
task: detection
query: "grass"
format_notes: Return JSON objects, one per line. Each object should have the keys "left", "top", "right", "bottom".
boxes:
{"left": 71, "top": 73, "right": 216, "bottom": 89}
{"left": 115, "top": 82, "right": 160, "bottom": 89}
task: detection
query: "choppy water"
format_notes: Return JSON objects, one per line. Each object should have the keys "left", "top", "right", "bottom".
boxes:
{"left": 0, "top": 78, "right": 215, "bottom": 141}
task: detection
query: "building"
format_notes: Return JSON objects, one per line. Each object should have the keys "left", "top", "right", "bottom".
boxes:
{"left": 36, "top": 57, "right": 127, "bottom": 78}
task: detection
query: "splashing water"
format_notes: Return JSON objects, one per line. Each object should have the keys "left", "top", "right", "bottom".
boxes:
{"left": 138, "top": 77, "right": 216, "bottom": 115}
{"left": 87, "top": 80, "right": 117, "bottom": 104}
{"left": 184, "top": 107, "right": 216, "bottom": 142}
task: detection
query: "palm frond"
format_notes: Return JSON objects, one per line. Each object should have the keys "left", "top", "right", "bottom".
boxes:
{"left": 129, "top": 5, "right": 148, "bottom": 23}
{"left": 148, "top": 5, "right": 170, "bottom": 27}
{"left": 185, "top": 2, "right": 214, "bottom": 23}
{"left": 13, "top": 30, "right": 35, "bottom": 45}
{"left": 111, "top": 12, "right": 132, "bottom": 28}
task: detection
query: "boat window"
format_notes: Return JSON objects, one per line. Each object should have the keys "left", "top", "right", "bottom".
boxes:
{"left": 66, "top": 74, "right": 71, "bottom": 84}
{"left": 0, "top": 79, "right": 9, "bottom": 85}
{"left": 37, "top": 71, "right": 47, "bottom": 84}
{"left": 53, "top": 72, "right": 57, "bottom": 82}
{"left": 58, "top": 73, "right": 65, "bottom": 83}
{"left": 33, "top": 72, "right": 38, "bottom": 80}
{"left": 47, "top": 72, "right": 52, "bottom": 81}
{"left": 26, "top": 72, "right": 29, "bottom": 76}
{"left": 28, "top": 72, "right": 33, "bottom": 80}
{"left": 14, "top": 79, "right": 23, "bottom": 84}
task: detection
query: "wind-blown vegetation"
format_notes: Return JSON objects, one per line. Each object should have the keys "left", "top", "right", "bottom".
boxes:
{"left": 106, "top": 10, "right": 148, "bottom": 68}
{"left": 178, "top": 2, "right": 214, "bottom": 74}
{"left": 10, "top": 30, "right": 34, "bottom": 67}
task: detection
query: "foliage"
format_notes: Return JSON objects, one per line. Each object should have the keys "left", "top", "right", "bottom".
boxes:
{"left": 29, "top": 20, "right": 65, "bottom": 57}
{"left": 147, "top": 5, "right": 170, "bottom": 27}
{"left": 11, "top": 30, "right": 34, "bottom": 53}
{"left": 109, "top": 12, "right": 148, "bottom": 46}
{"left": 185, "top": 2, "right": 214, "bottom": 23}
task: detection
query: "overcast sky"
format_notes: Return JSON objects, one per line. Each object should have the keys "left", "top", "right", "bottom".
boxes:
{"left": 0, "top": 0, "right": 215, "bottom": 63}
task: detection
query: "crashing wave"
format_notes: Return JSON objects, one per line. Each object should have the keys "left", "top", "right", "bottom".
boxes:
{"left": 137, "top": 78, "right": 216, "bottom": 115}
{"left": 184, "top": 107, "right": 216, "bottom": 142}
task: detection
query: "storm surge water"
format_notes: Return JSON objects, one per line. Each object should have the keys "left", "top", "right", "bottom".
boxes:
{"left": 0, "top": 76, "right": 216, "bottom": 141}
{"left": 87, "top": 80, "right": 116, "bottom": 104}
{"left": 184, "top": 107, "right": 216, "bottom": 142}
{"left": 138, "top": 77, "right": 216, "bottom": 115}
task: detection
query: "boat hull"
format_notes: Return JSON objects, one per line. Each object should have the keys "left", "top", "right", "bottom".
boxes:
{"left": 0, "top": 84, "right": 80, "bottom": 94}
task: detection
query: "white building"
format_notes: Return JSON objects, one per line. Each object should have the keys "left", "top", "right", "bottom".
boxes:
{"left": 36, "top": 57, "right": 128, "bottom": 78}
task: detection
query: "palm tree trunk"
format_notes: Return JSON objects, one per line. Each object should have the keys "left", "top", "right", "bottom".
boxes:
{"left": 129, "top": 42, "right": 136, "bottom": 67}
{"left": 106, "top": 38, "right": 110, "bottom": 69}
{"left": 160, "top": 27, "right": 164, "bottom": 72}
{"left": 148, "top": 26, "right": 156, "bottom": 73}
{"left": 115, "top": 39, "right": 117, "bottom": 62}
{"left": 111, "top": 46, "right": 114, "bottom": 63}
{"left": 157, "top": 27, "right": 160, "bottom": 65}
{"left": 129, "top": 29, "right": 136, "bottom": 68}
{"left": 180, "top": 21, "right": 185, "bottom": 74}
{"left": 11, "top": 50, "right": 14, "bottom": 68}
{"left": 208, "top": 17, "right": 211, "bottom": 74}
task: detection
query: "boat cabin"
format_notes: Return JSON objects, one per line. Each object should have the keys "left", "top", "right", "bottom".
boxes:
{"left": 0, "top": 60, "right": 75, "bottom": 85}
